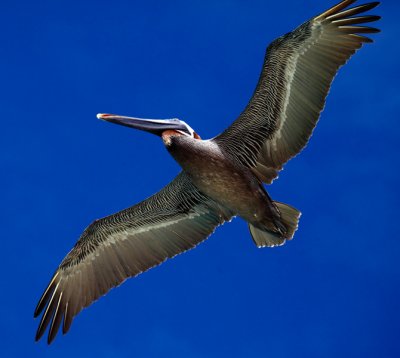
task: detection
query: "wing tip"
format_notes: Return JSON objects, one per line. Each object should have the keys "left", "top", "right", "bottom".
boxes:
{"left": 338, "top": 25, "right": 381, "bottom": 34}
{"left": 315, "top": 0, "right": 356, "bottom": 20}
{"left": 349, "top": 34, "right": 374, "bottom": 43}
{"left": 316, "top": 0, "right": 381, "bottom": 22}
{"left": 47, "top": 334, "right": 56, "bottom": 345}
{"left": 34, "top": 330, "right": 43, "bottom": 342}
{"left": 370, "top": 1, "right": 381, "bottom": 8}
{"left": 34, "top": 272, "right": 59, "bottom": 318}
{"left": 34, "top": 278, "right": 62, "bottom": 344}
{"left": 47, "top": 291, "right": 64, "bottom": 344}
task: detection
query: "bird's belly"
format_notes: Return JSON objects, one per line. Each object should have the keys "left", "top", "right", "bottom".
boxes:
{"left": 168, "top": 138, "right": 268, "bottom": 220}
{"left": 187, "top": 164, "right": 266, "bottom": 219}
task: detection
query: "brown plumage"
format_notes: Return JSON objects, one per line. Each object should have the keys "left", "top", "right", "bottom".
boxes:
{"left": 35, "top": 0, "right": 380, "bottom": 344}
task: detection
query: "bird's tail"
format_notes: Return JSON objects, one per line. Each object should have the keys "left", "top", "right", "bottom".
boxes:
{"left": 248, "top": 201, "right": 301, "bottom": 248}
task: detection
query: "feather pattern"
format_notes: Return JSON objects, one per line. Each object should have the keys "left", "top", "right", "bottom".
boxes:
{"left": 34, "top": 172, "right": 233, "bottom": 344}
{"left": 215, "top": 0, "right": 380, "bottom": 183}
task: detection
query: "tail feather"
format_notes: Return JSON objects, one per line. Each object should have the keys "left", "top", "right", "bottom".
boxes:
{"left": 249, "top": 224, "right": 286, "bottom": 248}
{"left": 274, "top": 201, "right": 301, "bottom": 240}
{"left": 249, "top": 201, "right": 301, "bottom": 248}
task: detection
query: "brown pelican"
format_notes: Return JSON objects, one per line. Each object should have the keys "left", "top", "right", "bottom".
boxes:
{"left": 35, "top": 0, "right": 380, "bottom": 344}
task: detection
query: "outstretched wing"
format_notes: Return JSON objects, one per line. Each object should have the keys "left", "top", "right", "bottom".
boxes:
{"left": 215, "top": 0, "right": 380, "bottom": 183}
{"left": 34, "top": 172, "right": 233, "bottom": 344}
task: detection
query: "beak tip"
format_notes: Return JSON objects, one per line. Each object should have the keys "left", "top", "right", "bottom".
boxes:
{"left": 97, "top": 113, "right": 106, "bottom": 120}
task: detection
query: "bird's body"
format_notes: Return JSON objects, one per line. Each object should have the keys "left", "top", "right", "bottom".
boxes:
{"left": 35, "top": 0, "right": 381, "bottom": 344}
{"left": 165, "top": 134, "right": 284, "bottom": 234}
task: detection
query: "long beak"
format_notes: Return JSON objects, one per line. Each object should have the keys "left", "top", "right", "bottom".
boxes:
{"left": 97, "top": 113, "right": 190, "bottom": 136}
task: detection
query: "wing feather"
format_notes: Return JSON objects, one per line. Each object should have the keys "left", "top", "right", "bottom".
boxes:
{"left": 214, "top": 0, "right": 380, "bottom": 183}
{"left": 34, "top": 172, "right": 233, "bottom": 343}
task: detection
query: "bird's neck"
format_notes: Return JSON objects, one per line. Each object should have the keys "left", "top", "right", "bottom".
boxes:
{"left": 166, "top": 137, "right": 220, "bottom": 174}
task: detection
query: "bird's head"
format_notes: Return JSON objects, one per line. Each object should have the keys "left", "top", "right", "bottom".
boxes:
{"left": 97, "top": 113, "right": 201, "bottom": 146}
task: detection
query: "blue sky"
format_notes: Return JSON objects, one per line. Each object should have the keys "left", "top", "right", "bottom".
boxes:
{"left": 1, "top": 0, "right": 399, "bottom": 357}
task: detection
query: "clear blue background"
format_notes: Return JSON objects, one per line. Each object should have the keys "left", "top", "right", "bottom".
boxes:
{"left": 1, "top": 0, "right": 399, "bottom": 357}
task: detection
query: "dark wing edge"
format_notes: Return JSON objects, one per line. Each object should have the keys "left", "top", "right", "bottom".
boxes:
{"left": 34, "top": 172, "right": 233, "bottom": 344}
{"left": 214, "top": 0, "right": 380, "bottom": 184}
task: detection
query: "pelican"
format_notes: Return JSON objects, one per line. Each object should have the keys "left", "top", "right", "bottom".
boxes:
{"left": 35, "top": 0, "right": 380, "bottom": 344}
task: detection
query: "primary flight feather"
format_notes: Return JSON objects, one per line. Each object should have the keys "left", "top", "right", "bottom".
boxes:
{"left": 35, "top": 0, "right": 380, "bottom": 344}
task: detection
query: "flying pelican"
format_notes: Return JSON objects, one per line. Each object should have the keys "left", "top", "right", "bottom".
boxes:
{"left": 35, "top": 0, "right": 380, "bottom": 344}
